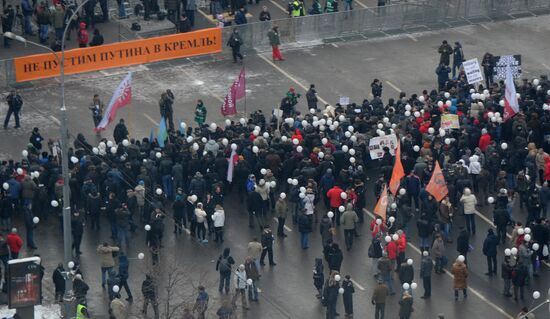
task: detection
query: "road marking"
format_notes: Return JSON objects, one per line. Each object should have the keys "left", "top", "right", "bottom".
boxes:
{"left": 180, "top": 68, "right": 225, "bottom": 103}
{"left": 331, "top": 43, "right": 339, "bottom": 48}
{"left": 350, "top": 278, "right": 366, "bottom": 291}
{"left": 49, "top": 115, "right": 61, "bottom": 125}
{"left": 385, "top": 80, "right": 402, "bottom": 93}
{"left": 257, "top": 54, "right": 330, "bottom": 105}
{"left": 354, "top": 0, "right": 368, "bottom": 9}
{"left": 197, "top": 8, "right": 217, "bottom": 25}
{"left": 269, "top": 0, "right": 289, "bottom": 13}
{"left": 272, "top": 218, "right": 293, "bottom": 232}
{"left": 406, "top": 34, "right": 418, "bottom": 42}
{"left": 479, "top": 23, "right": 491, "bottom": 30}
{"left": 363, "top": 208, "right": 515, "bottom": 319}
{"left": 143, "top": 113, "right": 158, "bottom": 125}
{"left": 542, "top": 63, "right": 550, "bottom": 71}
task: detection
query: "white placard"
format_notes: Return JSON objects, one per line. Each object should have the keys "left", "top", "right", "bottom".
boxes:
{"left": 462, "top": 58, "right": 483, "bottom": 84}
{"left": 369, "top": 134, "right": 398, "bottom": 160}
{"left": 339, "top": 96, "right": 350, "bottom": 106}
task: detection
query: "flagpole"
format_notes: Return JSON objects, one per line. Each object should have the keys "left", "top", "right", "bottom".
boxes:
{"left": 243, "top": 65, "right": 247, "bottom": 117}
{"left": 127, "top": 103, "right": 133, "bottom": 139}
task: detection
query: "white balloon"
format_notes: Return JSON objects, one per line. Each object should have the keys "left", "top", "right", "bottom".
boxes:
{"left": 263, "top": 132, "right": 270, "bottom": 139}
{"left": 437, "top": 101, "right": 444, "bottom": 107}
{"left": 68, "top": 261, "right": 75, "bottom": 269}
{"left": 383, "top": 117, "right": 389, "bottom": 123}
{"left": 414, "top": 111, "right": 420, "bottom": 118}
{"left": 445, "top": 138, "right": 451, "bottom": 145}
{"left": 92, "top": 147, "right": 99, "bottom": 154}
{"left": 138, "top": 253, "right": 145, "bottom": 260}
{"left": 376, "top": 219, "right": 382, "bottom": 225}
{"left": 210, "top": 123, "right": 217, "bottom": 130}
{"left": 518, "top": 228, "right": 525, "bottom": 235}
{"left": 270, "top": 181, "right": 276, "bottom": 188}
{"left": 385, "top": 236, "right": 391, "bottom": 243}
{"left": 338, "top": 206, "right": 345, "bottom": 212}
{"left": 247, "top": 278, "right": 253, "bottom": 285}
{"left": 532, "top": 243, "right": 540, "bottom": 251}
{"left": 378, "top": 123, "right": 384, "bottom": 129}
{"left": 299, "top": 193, "right": 306, "bottom": 199}
{"left": 389, "top": 216, "right": 395, "bottom": 223}
{"left": 350, "top": 135, "right": 357, "bottom": 143}
{"left": 487, "top": 197, "right": 495, "bottom": 204}
{"left": 280, "top": 192, "right": 287, "bottom": 199}
{"left": 524, "top": 227, "right": 531, "bottom": 234}
{"left": 428, "top": 127, "right": 435, "bottom": 134}
{"left": 511, "top": 247, "right": 518, "bottom": 255}
{"left": 399, "top": 188, "right": 406, "bottom": 195}
{"left": 71, "top": 156, "right": 79, "bottom": 164}
{"left": 345, "top": 131, "right": 352, "bottom": 138}
{"left": 407, "top": 259, "right": 413, "bottom": 265}
{"left": 144, "top": 224, "right": 151, "bottom": 231}
{"left": 390, "top": 203, "right": 397, "bottom": 209}
{"left": 342, "top": 145, "right": 349, "bottom": 153}
{"left": 504, "top": 248, "right": 511, "bottom": 256}
{"left": 192, "top": 143, "right": 199, "bottom": 151}
{"left": 180, "top": 122, "right": 187, "bottom": 129}
{"left": 348, "top": 126, "right": 354, "bottom": 132}
{"left": 349, "top": 157, "right": 356, "bottom": 163}
{"left": 252, "top": 130, "right": 259, "bottom": 137}
{"left": 122, "top": 139, "right": 130, "bottom": 147}
{"left": 113, "top": 285, "right": 120, "bottom": 293}
{"left": 156, "top": 188, "right": 163, "bottom": 195}
{"left": 110, "top": 147, "right": 117, "bottom": 154}
{"left": 107, "top": 141, "right": 114, "bottom": 147}
{"left": 222, "top": 138, "right": 229, "bottom": 146}
{"left": 33, "top": 217, "right": 39, "bottom": 224}
{"left": 338, "top": 287, "right": 345, "bottom": 294}
{"left": 186, "top": 136, "right": 194, "bottom": 143}
{"left": 201, "top": 137, "right": 208, "bottom": 143}
{"left": 340, "top": 192, "right": 347, "bottom": 199}
{"left": 261, "top": 168, "right": 267, "bottom": 175}
{"left": 524, "top": 234, "right": 531, "bottom": 242}
{"left": 292, "top": 179, "right": 298, "bottom": 186}
{"left": 296, "top": 146, "right": 303, "bottom": 153}
{"left": 322, "top": 138, "right": 328, "bottom": 145}
{"left": 281, "top": 136, "right": 288, "bottom": 142}
{"left": 402, "top": 283, "right": 410, "bottom": 290}
{"left": 318, "top": 152, "right": 325, "bottom": 158}
{"left": 405, "top": 104, "right": 412, "bottom": 111}
{"left": 334, "top": 274, "right": 341, "bottom": 282}
{"left": 392, "top": 234, "right": 399, "bottom": 241}
{"left": 21, "top": 150, "right": 28, "bottom": 157}
{"left": 457, "top": 255, "right": 465, "bottom": 262}
{"left": 413, "top": 145, "right": 420, "bottom": 152}
{"left": 501, "top": 143, "right": 508, "bottom": 150}
{"left": 411, "top": 282, "right": 418, "bottom": 290}
{"left": 225, "top": 119, "right": 231, "bottom": 126}
{"left": 349, "top": 149, "right": 356, "bottom": 156}
{"left": 293, "top": 138, "right": 299, "bottom": 145}
{"left": 239, "top": 118, "right": 246, "bottom": 125}
{"left": 16, "top": 168, "right": 23, "bottom": 175}
{"left": 191, "top": 195, "right": 198, "bottom": 202}
{"left": 533, "top": 291, "right": 541, "bottom": 299}
{"left": 51, "top": 200, "right": 59, "bottom": 207}
{"left": 444, "top": 92, "right": 450, "bottom": 99}
{"left": 327, "top": 211, "right": 334, "bottom": 218}
{"left": 2, "top": 183, "right": 9, "bottom": 190}
{"left": 439, "top": 129, "right": 446, "bottom": 136}
{"left": 404, "top": 111, "right": 411, "bottom": 117}
{"left": 253, "top": 146, "right": 259, "bottom": 153}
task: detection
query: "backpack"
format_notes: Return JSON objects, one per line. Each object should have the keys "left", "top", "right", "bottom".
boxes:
{"left": 218, "top": 257, "right": 230, "bottom": 274}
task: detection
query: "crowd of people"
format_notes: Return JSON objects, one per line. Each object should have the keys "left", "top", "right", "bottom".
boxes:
{"left": 0, "top": 36, "right": 549, "bottom": 319}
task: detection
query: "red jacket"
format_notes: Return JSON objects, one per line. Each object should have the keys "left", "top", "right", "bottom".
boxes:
{"left": 478, "top": 133, "right": 491, "bottom": 152}
{"left": 386, "top": 241, "right": 398, "bottom": 260}
{"left": 544, "top": 156, "right": 550, "bottom": 181}
{"left": 397, "top": 234, "right": 407, "bottom": 253}
{"left": 326, "top": 186, "right": 344, "bottom": 208}
{"left": 7, "top": 233, "right": 23, "bottom": 253}
{"left": 370, "top": 220, "right": 385, "bottom": 238}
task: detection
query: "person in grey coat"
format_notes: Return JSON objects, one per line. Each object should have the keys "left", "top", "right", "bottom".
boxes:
{"left": 185, "top": 0, "right": 197, "bottom": 26}
{"left": 419, "top": 251, "right": 433, "bottom": 298}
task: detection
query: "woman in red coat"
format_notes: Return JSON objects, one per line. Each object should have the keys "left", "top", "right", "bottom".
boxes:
{"left": 544, "top": 155, "right": 550, "bottom": 182}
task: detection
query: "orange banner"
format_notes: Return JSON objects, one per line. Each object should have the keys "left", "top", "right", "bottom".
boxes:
{"left": 14, "top": 28, "right": 222, "bottom": 82}
{"left": 374, "top": 184, "right": 388, "bottom": 222}
{"left": 426, "top": 161, "right": 448, "bottom": 202}
{"left": 389, "top": 142, "right": 404, "bottom": 195}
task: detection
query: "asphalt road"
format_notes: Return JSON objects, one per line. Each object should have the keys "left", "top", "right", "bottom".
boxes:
{"left": 0, "top": 13, "right": 549, "bottom": 319}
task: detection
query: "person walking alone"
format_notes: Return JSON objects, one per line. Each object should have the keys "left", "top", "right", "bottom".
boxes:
{"left": 227, "top": 28, "right": 244, "bottom": 63}
{"left": 419, "top": 251, "right": 433, "bottom": 298}
{"left": 451, "top": 255, "right": 468, "bottom": 301}
{"left": 371, "top": 278, "right": 389, "bottom": 319}
{"left": 267, "top": 26, "right": 284, "bottom": 61}
{"left": 340, "top": 203, "right": 358, "bottom": 251}
{"left": 4, "top": 90, "right": 23, "bottom": 129}
{"left": 482, "top": 229, "right": 498, "bottom": 276}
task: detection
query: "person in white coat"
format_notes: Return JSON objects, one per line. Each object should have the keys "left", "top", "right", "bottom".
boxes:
{"left": 211, "top": 205, "right": 225, "bottom": 243}
{"left": 231, "top": 264, "right": 249, "bottom": 310}
{"left": 303, "top": 188, "right": 316, "bottom": 216}
{"left": 468, "top": 155, "right": 481, "bottom": 193}
{"left": 460, "top": 188, "right": 477, "bottom": 234}
{"left": 195, "top": 203, "right": 208, "bottom": 243}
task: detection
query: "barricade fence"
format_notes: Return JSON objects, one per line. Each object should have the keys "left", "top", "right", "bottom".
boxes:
{"left": 2, "top": 0, "right": 550, "bottom": 86}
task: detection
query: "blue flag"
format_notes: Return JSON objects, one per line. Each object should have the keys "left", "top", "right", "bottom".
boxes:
{"left": 157, "top": 117, "right": 168, "bottom": 148}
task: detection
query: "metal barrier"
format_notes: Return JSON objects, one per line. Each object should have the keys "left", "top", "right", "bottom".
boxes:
{"left": 2, "top": 0, "right": 550, "bottom": 87}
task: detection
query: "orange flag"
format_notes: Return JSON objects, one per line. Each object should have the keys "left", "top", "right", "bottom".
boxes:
{"left": 389, "top": 142, "right": 405, "bottom": 195}
{"left": 426, "top": 161, "right": 448, "bottom": 201}
{"left": 374, "top": 184, "right": 388, "bottom": 222}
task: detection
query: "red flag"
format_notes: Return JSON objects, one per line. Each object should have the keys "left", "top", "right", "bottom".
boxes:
{"left": 426, "top": 161, "right": 448, "bottom": 201}
{"left": 221, "top": 87, "right": 236, "bottom": 116}
{"left": 374, "top": 184, "right": 388, "bottom": 222}
{"left": 233, "top": 67, "right": 246, "bottom": 100}
{"left": 95, "top": 72, "right": 132, "bottom": 132}
{"left": 389, "top": 142, "right": 405, "bottom": 195}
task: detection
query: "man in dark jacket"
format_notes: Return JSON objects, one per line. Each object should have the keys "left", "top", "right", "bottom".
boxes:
{"left": 493, "top": 207, "right": 510, "bottom": 244}
{"left": 456, "top": 227, "right": 469, "bottom": 263}
{"left": 179, "top": 14, "right": 191, "bottom": 32}
{"left": 327, "top": 242, "right": 343, "bottom": 272}
{"left": 297, "top": 211, "right": 312, "bottom": 249}
{"left": 419, "top": 251, "right": 433, "bottom": 298}
{"left": 435, "top": 63, "right": 451, "bottom": 91}
{"left": 227, "top": 28, "right": 244, "bottom": 63}
{"left": 416, "top": 214, "right": 432, "bottom": 251}
{"left": 113, "top": 119, "right": 129, "bottom": 144}
{"left": 482, "top": 229, "right": 499, "bottom": 276}
{"left": 438, "top": 40, "right": 452, "bottom": 66}
{"left": 118, "top": 252, "right": 133, "bottom": 301}
{"left": 71, "top": 210, "right": 84, "bottom": 256}
{"left": 260, "top": 226, "right": 276, "bottom": 266}
{"left": 142, "top": 274, "right": 159, "bottom": 318}
{"left": 306, "top": 84, "right": 318, "bottom": 110}
{"left": 52, "top": 263, "right": 65, "bottom": 302}
{"left": 216, "top": 247, "right": 235, "bottom": 294}
{"left": 501, "top": 256, "right": 513, "bottom": 297}
{"left": 4, "top": 89, "right": 23, "bottom": 129}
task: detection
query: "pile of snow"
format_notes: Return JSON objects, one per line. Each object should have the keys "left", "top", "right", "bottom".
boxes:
{"left": 0, "top": 304, "right": 61, "bottom": 319}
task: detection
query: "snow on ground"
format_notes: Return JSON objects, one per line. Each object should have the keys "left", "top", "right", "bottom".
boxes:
{"left": 0, "top": 304, "right": 61, "bottom": 319}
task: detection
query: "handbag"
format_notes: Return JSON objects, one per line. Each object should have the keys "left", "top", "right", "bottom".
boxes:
{"left": 543, "top": 244, "right": 549, "bottom": 257}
